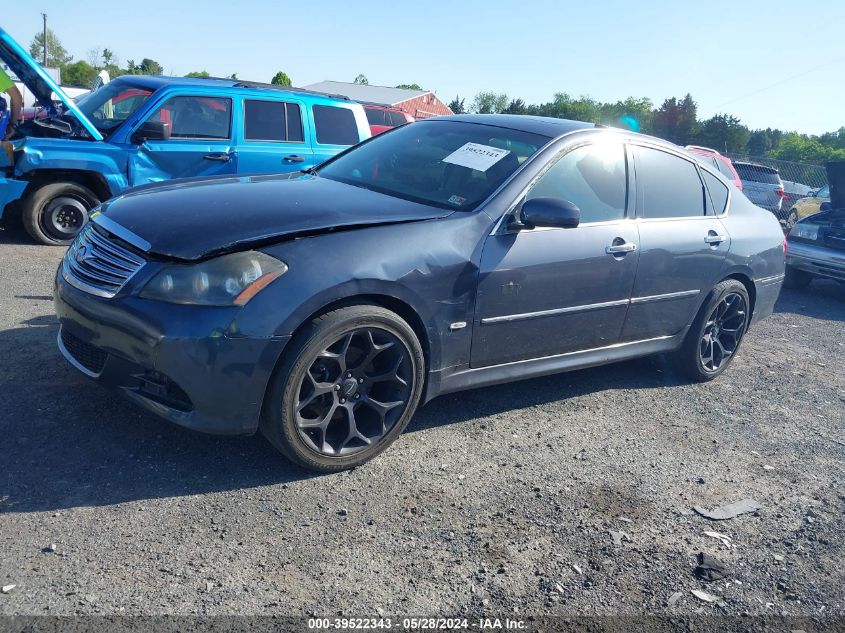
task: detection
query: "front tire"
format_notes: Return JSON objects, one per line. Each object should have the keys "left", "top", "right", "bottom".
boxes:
{"left": 674, "top": 279, "right": 750, "bottom": 382}
{"left": 22, "top": 182, "right": 99, "bottom": 245}
{"left": 260, "top": 305, "right": 425, "bottom": 472}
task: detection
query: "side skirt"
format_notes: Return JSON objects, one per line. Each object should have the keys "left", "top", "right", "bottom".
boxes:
{"left": 425, "top": 332, "right": 685, "bottom": 402}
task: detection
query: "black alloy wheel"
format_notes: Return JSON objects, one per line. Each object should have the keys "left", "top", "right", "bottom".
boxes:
{"left": 261, "top": 305, "right": 425, "bottom": 472}
{"left": 675, "top": 279, "right": 750, "bottom": 382}
{"left": 699, "top": 292, "right": 747, "bottom": 373}
{"left": 295, "top": 327, "right": 413, "bottom": 456}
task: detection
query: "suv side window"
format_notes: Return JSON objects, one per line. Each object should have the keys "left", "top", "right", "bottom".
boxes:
{"left": 313, "top": 105, "right": 359, "bottom": 145}
{"left": 636, "top": 147, "right": 705, "bottom": 218}
{"left": 526, "top": 142, "right": 628, "bottom": 224}
{"left": 149, "top": 96, "right": 232, "bottom": 140}
{"left": 365, "top": 108, "right": 385, "bottom": 126}
{"left": 388, "top": 111, "right": 408, "bottom": 127}
{"left": 244, "top": 100, "right": 303, "bottom": 142}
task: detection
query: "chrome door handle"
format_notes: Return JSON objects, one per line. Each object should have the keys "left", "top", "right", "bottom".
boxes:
{"left": 704, "top": 234, "right": 727, "bottom": 245}
{"left": 606, "top": 243, "right": 637, "bottom": 254}
{"left": 284, "top": 154, "right": 305, "bottom": 163}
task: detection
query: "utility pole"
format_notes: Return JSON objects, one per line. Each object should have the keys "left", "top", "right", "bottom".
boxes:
{"left": 41, "top": 13, "right": 47, "bottom": 66}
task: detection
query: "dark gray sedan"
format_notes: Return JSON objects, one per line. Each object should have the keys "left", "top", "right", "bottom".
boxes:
{"left": 54, "top": 115, "right": 786, "bottom": 472}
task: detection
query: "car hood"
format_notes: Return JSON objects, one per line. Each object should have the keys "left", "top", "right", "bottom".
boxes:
{"left": 98, "top": 173, "right": 454, "bottom": 261}
{"left": 0, "top": 28, "right": 102, "bottom": 140}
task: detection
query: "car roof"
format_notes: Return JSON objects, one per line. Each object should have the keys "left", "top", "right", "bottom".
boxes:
{"left": 107, "top": 74, "right": 352, "bottom": 102}
{"left": 420, "top": 114, "right": 692, "bottom": 152}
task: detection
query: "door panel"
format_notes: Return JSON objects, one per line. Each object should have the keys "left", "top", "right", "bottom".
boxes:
{"left": 128, "top": 94, "right": 237, "bottom": 186}
{"left": 621, "top": 145, "right": 730, "bottom": 341}
{"left": 472, "top": 223, "right": 640, "bottom": 367}
{"left": 129, "top": 141, "right": 237, "bottom": 185}
{"left": 622, "top": 218, "right": 729, "bottom": 341}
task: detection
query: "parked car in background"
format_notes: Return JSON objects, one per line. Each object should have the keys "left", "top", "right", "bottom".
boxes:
{"left": 685, "top": 145, "right": 743, "bottom": 191}
{"left": 786, "top": 184, "right": 830, "bottom": 228}
{"left": 0, "top": 27, "right": 370, "bottom": 245}
{"left": 785, "top": 160, "right": 843, "bottom": 288}
{"left": 54, "top": 115, "right": 785, "bottom": 472}
{"left": 781, "top": 180, "right": 814, "bottom": 206}
{"left": 732, "top": 161, "right": 785, "bottom": 217}
{"left": 361, "top": 103, "right": 414, "bottom": 135}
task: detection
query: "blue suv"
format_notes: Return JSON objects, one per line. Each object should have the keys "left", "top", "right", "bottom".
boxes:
{"left": 0, "top": 28, "right": 370, "bottom": 244}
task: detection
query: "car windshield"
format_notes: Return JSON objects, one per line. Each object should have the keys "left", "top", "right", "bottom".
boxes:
{"left": 818, "top": 186, "right": 829, "bottom": 198}
{"left": 76, "top": 82, "right": 155, "bottom": 133}
{"left": 317, "top": 120, "right": 550, "bottom": 210}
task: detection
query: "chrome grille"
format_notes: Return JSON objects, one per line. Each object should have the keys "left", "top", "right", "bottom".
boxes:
{"left": 62, "top": 223, "right": 146, "bottom": 298}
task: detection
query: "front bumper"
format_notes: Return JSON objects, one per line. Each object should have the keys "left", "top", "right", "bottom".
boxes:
{"left": 54, "top": 272, "right": 290, "bottom": 435}
{"left": 786, "top": 240, "right": 845, "bottom": 283}
{"left": 0, "top": 173, "right": 28, "bottom": 223}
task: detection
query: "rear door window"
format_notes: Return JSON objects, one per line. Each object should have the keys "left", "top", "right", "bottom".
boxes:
{"left": 313, "top": 105, "right": 360, "bottom": 145}
{"left": 244, "top": 100, "right": 303, "bottom": 142}
{"left": 636, "top": 146, "right": 706, "bottom": 218}
{"left": 733, "top": 163, "right": 780, "bottom": 184}
{"left": 149, "top": 95, "right": 232, "bottom": 140}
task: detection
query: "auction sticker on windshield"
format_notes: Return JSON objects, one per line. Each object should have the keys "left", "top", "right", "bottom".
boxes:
{"left": 442, "top": 143, "right": 510, "bottom": 172}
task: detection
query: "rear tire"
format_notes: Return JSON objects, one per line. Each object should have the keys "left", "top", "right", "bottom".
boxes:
{"left": 22, "top": 182, "right": 99, "bottom": 246}
{"left": 674, "top": 279, "right": 750, "bottom": 383}
{"left": 260, "top": 304, "right": 425, "bottom": 472}
{"left": 784, "top": 265, "right": 812, "bottom": 290}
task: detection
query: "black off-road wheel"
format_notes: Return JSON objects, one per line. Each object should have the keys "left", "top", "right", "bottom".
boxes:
{"left": 783, "top": 265, "right": 812, "bottom": 290}
{"left": 261, "top": 305, "right": 425, "bottom": 472}
{"left": 675, "top": 279, "right": 751, "bottom": 382}
{"left": 22, "top": 182, "right": 99, "bottom": 246}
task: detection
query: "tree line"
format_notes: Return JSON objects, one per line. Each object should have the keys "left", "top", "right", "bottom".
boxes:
{"left": 447, "top": 92, "right": 845, "bottom": 165}
{"left": 28, "top": 29, "right": 842, "bottom": 165}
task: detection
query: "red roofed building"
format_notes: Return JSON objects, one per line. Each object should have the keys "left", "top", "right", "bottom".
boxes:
{"left": 303, "top": 81, "right": 452, "bottom": 119}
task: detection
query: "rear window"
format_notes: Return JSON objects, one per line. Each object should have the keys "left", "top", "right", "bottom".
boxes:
{"left": 734, "top": 163, "right": 781, "bottom": 184}
{"left": 244, "top": 100, "right": 303, "bottom": 142}
{"left": 716, "top": 160, "right": 736, "bottom": 181}
{"left": 313, "top": 105, "right": 360, "bottom": 145}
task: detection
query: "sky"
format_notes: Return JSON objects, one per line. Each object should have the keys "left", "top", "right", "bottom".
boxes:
{"left": 5, "top": 0, "right": 844, "bottom": 134}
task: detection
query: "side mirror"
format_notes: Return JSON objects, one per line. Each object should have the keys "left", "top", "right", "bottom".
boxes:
{"left": 820, "top": 201, "right": 832, "bottom": 212}
{"left": 132, "top": 120, "right": 171, "bottom": 144}
{"left": 520, "top": 197, "right": 581, "bottom": 229}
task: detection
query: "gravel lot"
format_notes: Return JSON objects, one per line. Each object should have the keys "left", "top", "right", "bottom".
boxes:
{"left": 0, "top": 225, "right": 843, "bottom": 622}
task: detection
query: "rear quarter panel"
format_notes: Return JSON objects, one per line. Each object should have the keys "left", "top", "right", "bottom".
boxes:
{"left": 720, "top": 194, "right": 785, "bottom": 324}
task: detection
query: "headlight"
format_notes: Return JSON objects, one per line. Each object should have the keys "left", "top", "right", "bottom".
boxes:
{"left": 140, "top": 251, "right": 287, "bottom": 306}
{"left": 789, "top": 223, "right": 819, "bottom": 241}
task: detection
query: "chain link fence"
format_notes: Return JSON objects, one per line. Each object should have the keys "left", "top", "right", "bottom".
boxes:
{"left": 725, "top": 153, "right": 828, "bottom": 226}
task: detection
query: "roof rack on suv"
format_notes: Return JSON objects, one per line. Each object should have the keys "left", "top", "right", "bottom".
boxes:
{"left": 184, "top": 76, "right": 351, "bottom": 101}
{"left": 232, "top": 79, "right": 350, "bottom": 100}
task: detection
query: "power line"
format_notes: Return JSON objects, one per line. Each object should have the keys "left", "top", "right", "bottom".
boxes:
{"left": 712, "top": 53, "right": 845, "bottom": 110}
